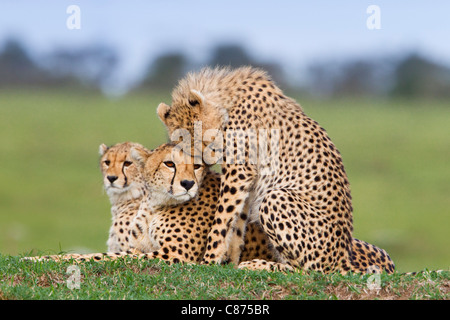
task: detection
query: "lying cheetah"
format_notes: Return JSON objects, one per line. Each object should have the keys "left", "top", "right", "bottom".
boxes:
{"left": 157, "top": 66, "right": 395, "bottom": 274}
{"left": 25, "top": 142, "right": 273, "bottom": 264}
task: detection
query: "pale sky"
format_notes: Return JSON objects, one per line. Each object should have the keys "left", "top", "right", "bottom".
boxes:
{"left": 1, "top": 0, "right": 449, "bottom": 92}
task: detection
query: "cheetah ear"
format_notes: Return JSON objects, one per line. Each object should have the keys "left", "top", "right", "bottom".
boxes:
{"left": 130, "top": 146, "right": 150, "bottom": 167}
{"left": 189, "top": 89, "right": 205, "bottom": 107}
{"left": 99, "top": 143, "right": 109, "bottom": 156}
{"left": 157, "top": 102, "right": 171, "bottom": 123}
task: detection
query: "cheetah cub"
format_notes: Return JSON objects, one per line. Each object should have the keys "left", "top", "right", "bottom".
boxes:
{"left": 98, "top": 142, "right": 149, "bottom": 253}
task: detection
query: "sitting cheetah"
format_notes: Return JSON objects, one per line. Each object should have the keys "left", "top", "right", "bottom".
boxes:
{"left": 25, "top": 142, "right": 273, "bottom": 264}
{"left": 157, "top": 66, "right": 395, "bottom": 274}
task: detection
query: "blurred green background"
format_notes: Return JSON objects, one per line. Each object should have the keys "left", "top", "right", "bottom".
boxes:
{"left": 0, "top": 2, "right": 449, "bottom": 273}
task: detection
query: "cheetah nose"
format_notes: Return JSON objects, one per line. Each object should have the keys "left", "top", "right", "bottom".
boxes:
{"left": 180, "top": 180, "right": 195, "bottom": 191}
{"left": 107, "top": 175, "right": 118, "bottom": 183}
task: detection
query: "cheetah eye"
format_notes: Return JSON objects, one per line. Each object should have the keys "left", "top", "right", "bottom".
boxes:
{"left": 104, "top": 160, "right": 110, "bottom": 166}
{"left": 164, "top": 161, "right": 175, "bottom": 168}
{"left": 188, "top": 99, "right": 199, "bottom": 107}
{"left": 123, "top": 161, "right": 132, "bottom": 167}
{"left": 194, "top": 164, "right": 202, "bottom": 170}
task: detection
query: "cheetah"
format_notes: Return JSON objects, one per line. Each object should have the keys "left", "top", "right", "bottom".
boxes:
{"left": 156, "top": 66, "right": 395, "bottom": 274}
{"left": 25, "top": 142, "right": 273, "bottom": 264}
{"left": 98, "top": 142, "right": 148, "bottom": 253}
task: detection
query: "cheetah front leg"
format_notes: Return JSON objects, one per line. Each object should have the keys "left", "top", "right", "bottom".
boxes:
{"left": 202, "top": 163, "right": 256, "bottom": 265}
{"left": 226, "top": 200, "right": 251, "bottom": 264}
{"left": 129, "top": 201, "right": 157, "bottom": 253}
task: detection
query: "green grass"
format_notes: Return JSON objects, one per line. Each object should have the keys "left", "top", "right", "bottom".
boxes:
{"left": 0, "top": 89, "right": 449, "bottom": 277}
{"left": 0, "top": 255, "right": 448, "bottom": 300}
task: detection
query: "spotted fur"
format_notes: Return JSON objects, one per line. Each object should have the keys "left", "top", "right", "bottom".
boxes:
{"left": 157, "top": 66, "right": 395, "bottom": 274}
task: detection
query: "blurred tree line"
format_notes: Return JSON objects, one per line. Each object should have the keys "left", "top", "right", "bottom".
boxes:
{"left": 0, "top": 38, "right": 118, "bottom": 92}
{"left": 1, "top": 37, "right": 450, "bottom": 101}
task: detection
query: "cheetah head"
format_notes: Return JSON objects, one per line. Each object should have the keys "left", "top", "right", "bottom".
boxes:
{"left": 131, "top": 143, "right": 206, "bottom": 208}
{"left": 157, "top": 70, "right": 229, "bottom": 148}
{"left": 99, "top": 142, "right": 147, "bottom": 204}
